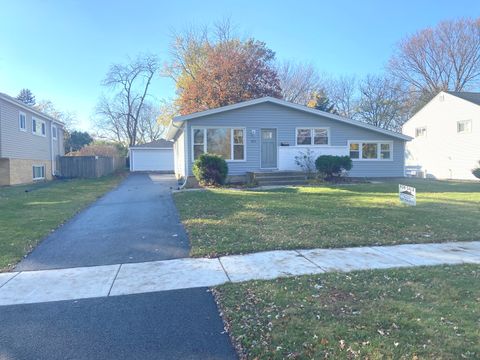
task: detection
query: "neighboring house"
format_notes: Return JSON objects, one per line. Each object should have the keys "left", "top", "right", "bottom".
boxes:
{"left": 403, "top": 91, "right": 480, "bottom": 180}
{"left": 165, "top": 97, "right": 411, "bottom": 182}
{"left": 129, "top": 139, "right": 174, "bottom": 172}
{"left": 0, "top": 92, "right": 65, "bottom": 185}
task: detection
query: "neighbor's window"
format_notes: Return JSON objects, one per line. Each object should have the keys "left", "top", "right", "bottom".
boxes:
{"left": 32, "top": 118, "right": 46, "bottom": 136}
{"left": 457, "top": 120, "right": 472, "bottom": 133}
{"left": 348, "top": 141, "right": 392, "bottom": 160}
{"left": 193, "top": 128, "right": 245, "bottom": 161}
{"left": 415, "top": 127, "right": 427, "bottom": 137}
{"left": 32, "top": 165, "right": 45, "bottom": 180}
{"left": 52, "top": 125, "right": 58, "bottom": 140}
{"left": 296, "top": 128, "right": 329, "bottom": 145}
{"left": 19, "top": 112, "right": 27, "bottom": 131}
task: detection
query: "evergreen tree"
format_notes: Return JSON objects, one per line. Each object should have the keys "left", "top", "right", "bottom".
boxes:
{"left": 16, "top": 89, "right": 36, "bottom": 106}
{"left": 307, "top": 91, "right": 337, "bottom": 114}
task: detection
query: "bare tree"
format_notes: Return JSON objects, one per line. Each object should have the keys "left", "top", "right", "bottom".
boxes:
{"left": 136, "top": 102, "right": 165, "bottom": 144}
{"left": 388, "top": 18, "right": 480, "bottom": 95}
{"left": 324, "top": 76, "right": 357, "bottom": 119}
{"left": 34, "top": 99, "right": 77, "bottom": 130}
{"left": 277, "top": 60, "right": 325, "bottom": 105}
{"left": 95, "top": 54, "right": 159, "bottom": 146}
{"left": 356, "top": 75, "right": 407, "bottom": 131}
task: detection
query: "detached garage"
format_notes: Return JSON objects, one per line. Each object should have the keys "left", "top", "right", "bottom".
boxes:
{"left": 129, "top": 139, "right": 174, "bottom": 172}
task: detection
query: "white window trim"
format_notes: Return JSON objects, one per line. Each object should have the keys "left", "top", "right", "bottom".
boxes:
{"left": 32, "top": 117, "right": 46, "bottom": 137}
{"left": 295, "top": 127, "right": 330, "bottom": 146}
{"left": 19, "top": 111, "right": 27, "bottom": 132}
{"left": 52, "top": 124, "right": 58, "bottom": 140}
{"left": 32, "top": 165, "right": 46, "bottom": 180}
{"left": 347, "top": 140, "right": 394, "bottom": 161}
{"left": 457, "top": 120, "right": 472, "bottom": 134}
{"left": 191, "top": 126, "right": 247, "bottom": 162}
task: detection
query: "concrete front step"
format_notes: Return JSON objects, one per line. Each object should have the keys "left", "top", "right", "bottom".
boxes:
{"left": 247, "top": 171, "right": 307, "bottom": 185}
{"left": 248, "top": 171, "right": 305, "bottom": 178}
{"left": 256, "top": 179, "right": 308, "bottom": 186}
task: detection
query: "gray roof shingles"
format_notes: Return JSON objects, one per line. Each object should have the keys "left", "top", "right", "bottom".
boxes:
{"left": 447, "top": 91, "right": 480, "bottom": 106}
{"left": 132, "top": 139, "right": 173, "bottom": 148}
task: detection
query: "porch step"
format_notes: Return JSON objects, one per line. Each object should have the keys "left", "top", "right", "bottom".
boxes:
{"left": 247, "top": 171, "right": 308, "bottom": 186}
{"left": 256, "top": 179, "right": 308, "bottom": 186}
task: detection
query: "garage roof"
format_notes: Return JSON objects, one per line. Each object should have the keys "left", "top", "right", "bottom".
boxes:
{"left": 130, "top": 139, "right": 173, "bottom": 149}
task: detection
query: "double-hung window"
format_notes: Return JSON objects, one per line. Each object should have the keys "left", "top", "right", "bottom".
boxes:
{"left": 32, "top": 117, "right": 46, "bottom": 136}
{"left": 457, "top": 120, "right": 471, "bottom": 134}
{"left": 19, "top": 112, "right": 27, "bottom": 131}
{"left": 296, "top": 128, "right": 329, "bottom": 146}
{"left": 32, "top": 165, "right": 45, "bottom": 180}
{"left": 415, "top": 127, "right": 426, "bottom": 137}
{"left": 193, "top": 127, "right": 245, "bottom": 161}
{"left": 52, "top": 125, "right": 58, "bottom": 140}
{"left": 349, "top": 141, "right": 392, "bottom": 160}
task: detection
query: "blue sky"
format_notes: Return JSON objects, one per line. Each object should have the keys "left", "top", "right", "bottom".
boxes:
{"left": 1, "top": 0, "right": 479, "bottom": 130}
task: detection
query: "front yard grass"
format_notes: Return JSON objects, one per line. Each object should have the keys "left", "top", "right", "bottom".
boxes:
{"left": 215, "top": 264, "right": 480, "bottom": 359}
{"left": 0, "top": 174, "right": 125, "bottom": 271}
{"left": 174, "top": 179, "right": 480, "bottom": 257}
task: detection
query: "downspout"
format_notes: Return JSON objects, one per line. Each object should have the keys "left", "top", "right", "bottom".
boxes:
{"left": 50, "top": 123, "right": 55, "bottom": 177}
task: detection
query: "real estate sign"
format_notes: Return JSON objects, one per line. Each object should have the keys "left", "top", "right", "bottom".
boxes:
{"left": 399, "top": 184, "right": 416, "bottom": 206}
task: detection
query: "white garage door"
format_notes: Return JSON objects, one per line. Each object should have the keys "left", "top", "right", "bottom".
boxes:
{"left": 131, "top": 149, "right": 174, "bottom": 172}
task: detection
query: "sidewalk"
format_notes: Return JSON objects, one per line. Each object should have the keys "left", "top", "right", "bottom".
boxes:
{"left": 1, "top": 241, "right": 479, "bottom": 306}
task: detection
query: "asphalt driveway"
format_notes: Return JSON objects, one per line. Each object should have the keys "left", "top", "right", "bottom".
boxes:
{"left": 0, "top": 288, "right": 236, "bottom": 360}
{"left": 3, "top": 173, "right": 237, "bottom": 359}
{"left": 16, "top": 173, "right": 190, "bottom": 271}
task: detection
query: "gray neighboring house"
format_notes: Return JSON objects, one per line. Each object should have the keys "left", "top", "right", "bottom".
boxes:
{"left": 165, "top": 97, "right": 412, "bottom": 182}
{"left": 0, "top": 92, "right": 65, "bottom": 186}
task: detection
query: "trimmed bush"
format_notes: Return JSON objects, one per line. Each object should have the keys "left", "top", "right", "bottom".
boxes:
{"left": 472, "top": 161, "right": 480, "bottom": 179}
{"left": 192, "top": 154, "right": 228, "bottom": 186}
{"left": 315, "top": 155, "right": 353, "bottom": 180}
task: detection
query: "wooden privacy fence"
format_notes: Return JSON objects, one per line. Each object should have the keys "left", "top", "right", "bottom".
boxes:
{"left": 58, "top": 156, "right": 124, "bottom": 178}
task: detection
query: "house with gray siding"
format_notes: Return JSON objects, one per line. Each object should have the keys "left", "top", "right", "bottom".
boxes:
{"left": 165, "top": 97, "right": 411, "bottom": 183}
{"left": 0, "top": 92, "right": 65, "bottom": 185}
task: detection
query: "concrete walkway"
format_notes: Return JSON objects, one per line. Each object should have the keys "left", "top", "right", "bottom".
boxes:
{"left": 1, "top": 241, "right": 479, "bottom": 307}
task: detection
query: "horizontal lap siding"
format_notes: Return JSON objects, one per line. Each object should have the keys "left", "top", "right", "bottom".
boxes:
{"left": 0, "top": 99, "right": 63, "bottom": 160}
{"left": 185, "top": 102, "right": 406, "bottom": 177}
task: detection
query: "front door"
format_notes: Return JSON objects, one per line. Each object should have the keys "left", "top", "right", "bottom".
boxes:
{"left": 261, "top": 129, "right": 277, "bottom": 168}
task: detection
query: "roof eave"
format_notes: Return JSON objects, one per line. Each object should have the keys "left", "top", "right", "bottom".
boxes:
{"left": 171, "top": 97, "right": 411, "bottom": 141}
{"left": 0, "top": 92, "right": 65, "bottom": 126}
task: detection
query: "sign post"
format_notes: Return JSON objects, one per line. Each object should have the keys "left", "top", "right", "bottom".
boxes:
{"left": 399, "top": 184, "right": 416, "bottom": 206}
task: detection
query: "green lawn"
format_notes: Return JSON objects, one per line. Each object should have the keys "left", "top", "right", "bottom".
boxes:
{"left": 0, "top": 174, "right": 125, "bottom": 271}
{"left": 174, "top": 179, "right": 480, "bottom": 257}
{"left": 215, "top": 264, "right": 480, "bottom": 359}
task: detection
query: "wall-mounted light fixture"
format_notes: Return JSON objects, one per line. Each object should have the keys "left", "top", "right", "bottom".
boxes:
{"left": 250, "top": 129, "right": 257, "bottom": 136}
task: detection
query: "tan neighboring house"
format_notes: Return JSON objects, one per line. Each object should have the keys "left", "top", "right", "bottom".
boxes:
{"left": 0, "top": 92, "right": 65, "bottom": 185}
{"left": 403, "top": 91, "right": 480, "bottom": 180}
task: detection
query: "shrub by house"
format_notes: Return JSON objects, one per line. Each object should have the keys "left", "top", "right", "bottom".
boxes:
{"left": 192, "top": 154, "right": 228, "bottom": 186}
{"left": 315, "top": 155, "right": 352, "bottom": 180}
